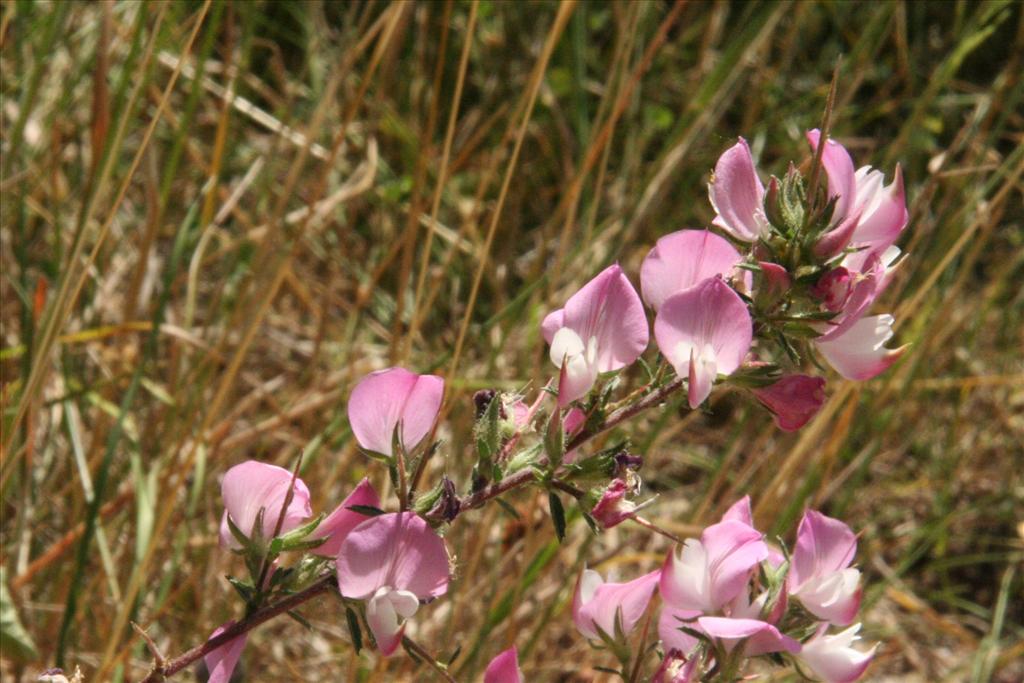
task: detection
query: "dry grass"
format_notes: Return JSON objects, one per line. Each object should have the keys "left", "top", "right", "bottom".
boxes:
{"left": 1, "top": 1, "right": 1022, "bottom": 681}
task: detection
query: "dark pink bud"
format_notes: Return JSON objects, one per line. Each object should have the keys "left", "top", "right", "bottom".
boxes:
{"left": 590, "top": 479, "right": 635, "bottom": 529}
{"left": 758, "top": 261, "right": 791, "bottom": 297}
{"left": 811, "top": 268, "right": 853, "bottom": 312}
{"left": 752, "top": 375, "right": 826, "bottom": 431}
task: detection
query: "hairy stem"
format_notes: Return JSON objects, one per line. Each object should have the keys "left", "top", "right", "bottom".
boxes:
{"left": 136, "top": 575, "right": 335, "bottom": 683}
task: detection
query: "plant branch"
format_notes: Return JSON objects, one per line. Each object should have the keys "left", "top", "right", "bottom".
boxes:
{"left": 136, "top": 574, "right": 336, "bottom": 683}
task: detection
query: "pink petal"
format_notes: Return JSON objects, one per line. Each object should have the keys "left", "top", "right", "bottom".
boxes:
{"left": 654, "top": 278, "right": 753, "bottom": 408}
{"left": 484, "top": 646, "right": 524, "bottom": 683}
{"left": 790, "top": 510, "right": 857, "bottom": 589}
{"left": 800, "top": 624, "right": 877, "bottom": 683}
{"left": 540, "top": 309, "right": 566, "bottom": 345}
{"left": 640, "top": 230, "right": 751, "bottom": 312}
{"left": 220, "top": 461, "right": 312, "bottom": 550}
{"left": 574, "top": 569, "right": 659, "bottom": 641}
{"left": 657, "top": 607, "right": 701, "bottom": 655}
{"left": 312, "top": 478, "right": 381, "bottom": 557}
{"left": 557, "top": 349, "right": 599, "bottom": 407}
{"left": 701, "top": 520, "right": 769, "bottom": 608}
{"left": 850, "top": 165, "right": 908, "bottom": 254}
{"left": 336, "top": 512, "right": 449, "bottom": 600}
{"left": 815, "top": 315, "right": 906, "bottom": 380}
{"left": 204, "top": 624, "right": 248, "bottom": 683}
{"left": 559, "top": 264, "right": 649, "bottom": 372}
{"left": 697, "top": 617, "right": 801, "bottom": 655}
{"left": 807, "top": 130, "right": 860, "bottom": 258}
{"left": 709, "top": 137, "right": 767, "bottom": 242}
{"left": 721, "top": 496, "right": 754, "bottom": 527}
{"left": 752, "top": 375, "right": 827, "bottom": 431}
{"left": 365, "top": 591, "right": 406, "bottom": 657}
{"left": 347, "top": 368, "right": 444, "bottom": 456}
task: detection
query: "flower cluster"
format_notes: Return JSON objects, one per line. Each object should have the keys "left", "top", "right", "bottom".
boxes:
{"left": 180, "top": 130, "right": 905, "bottom": 683}
{"left": 569, "top": 499, "right": 876, "bottom": 683}
{"left": 542, "top": 129, "right": 908, "bottom": 432}
{"left": 205, "top": 368, "right": 450, "bottom": 681}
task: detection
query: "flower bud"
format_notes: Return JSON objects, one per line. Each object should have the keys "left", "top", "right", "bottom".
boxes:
{"left": 811, "top": 267, "right": 853, "bottom": 312}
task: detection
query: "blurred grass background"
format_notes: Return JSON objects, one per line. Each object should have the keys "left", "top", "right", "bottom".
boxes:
{"left": 1, "top": 0, "right": 1022, "bottom": 680}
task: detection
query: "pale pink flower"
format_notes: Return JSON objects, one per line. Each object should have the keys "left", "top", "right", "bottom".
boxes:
{"left": 660, "top": 519, "right": 768, "bottom": 613}
{"left": 218, "top": 461, "right": 312, "bottom": 550}
{"left": 203, "top": 624, "right": 247, "bottom": 683}
{"left": 347, "top": 367, "right": 444, "bottom": 457}
{"left": 799, "top": 624, "right": 877, "bottom": 683}
{"left": 708, "top": 137, "right": 769, "bottom": 242}
{"left": 572, "top": 568, "right": 659, "bottom": 641}
{"left": 336, "top": 512, "right": 449, "bottom": 656}
{"left": 484, "top": 646, "right": 524, "bottom": 683}
{"left": 542, "top": 264, "right": 649, "bottom": 406}
{"left": 788, "top": 510, "right": 862, "bottom": 625}
{"left": 653, "top": 277, "right": 753, "bottom": 408}
{"left": 752, "top": 375, "right": 827, "bottom": 431}
{"left": 640, "top": 229, "right": 750, "bottom": 311}
{"left": 311, "top": 478, "right": 380, "bottom": 557}
{"left": 815, "top": 314, "right": 906, "bottom": 381}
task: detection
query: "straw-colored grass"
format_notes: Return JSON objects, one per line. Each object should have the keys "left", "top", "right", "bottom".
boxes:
{"left": 1, "top": 1, "right": 1021, "bottom": 681}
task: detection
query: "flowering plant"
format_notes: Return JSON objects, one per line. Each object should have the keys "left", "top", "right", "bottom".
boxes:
{"left": 133, "top": 128, "right": 907, "bottom": 683}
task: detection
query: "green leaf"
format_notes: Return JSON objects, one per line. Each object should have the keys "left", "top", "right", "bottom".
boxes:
{"left": 286, "top": 609, "right": 312, "bottom": 630}
{"left": 347, "top": 504, "right": 386, "bottom": 517}
{"left": 0, "top": 568, "right": 37, "bottom": 661}
{"left": 548, "top": 491, "right": 567, "bottom": 542}
{"left": 345, "top": 605, "right": 363, "bottom": 653}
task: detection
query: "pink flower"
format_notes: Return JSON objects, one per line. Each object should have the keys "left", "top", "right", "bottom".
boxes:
{"left": 799, "top": 624, "right": 877, "bottom": 683}
{"left": 347, "top": 367, "right": 444, "bottom": 457}
{"left": 752, "top": 375, "right": 827, "bottom": 431}
{"left": 697, "top": 616, "right": 801, "bottom": 656}
{"left": 806, "top": 130, "right": 861, "bottom": 258}
{"left": 572, "top": 568, "right": 660, "bottom": 641}
{"left": 542, "top": 264, "right": 649, "bottom": 406}
{"left": 788, "top": 510, "right": 862, "bottom": 625}
{"left": 218, "top": 461, "right": 312, "bottom": 550}
{"left": 708, "top": 137, "right": 769, "bottom": 242}
{"left": 815, "top": 314, "right": 906, "bottom": 381}
{"left": 806, "top": 130, "right": 908, "bottom": 260}
{"left": 203, "top": 624, "right": 247, "bottom": 683}
{"left": 653, "top": 277, "right": 753, "bottom": 408}
{"left": 310, "top": 478, "right": 380, "bottom": 557}
{"left": 640, "top": 230, "right": 750, "bottom": 311}
{"left": 336, "top": 512, "right": 450, "bottom": 656}
{"left": 484, "top": 646, "right": 524, "bottom": 683}
{"left": 660, "top": 519, "right": 768, "bottom": 613}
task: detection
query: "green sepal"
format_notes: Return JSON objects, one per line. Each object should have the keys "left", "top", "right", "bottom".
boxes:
{"left": 474, "top": 390, "right": 502, "bottom": 467}
{"left": 227, "top": 575, "right": 255, "bottom": 603}
{"left": 543, "top": 406, "right": 565, "bottom": 467}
